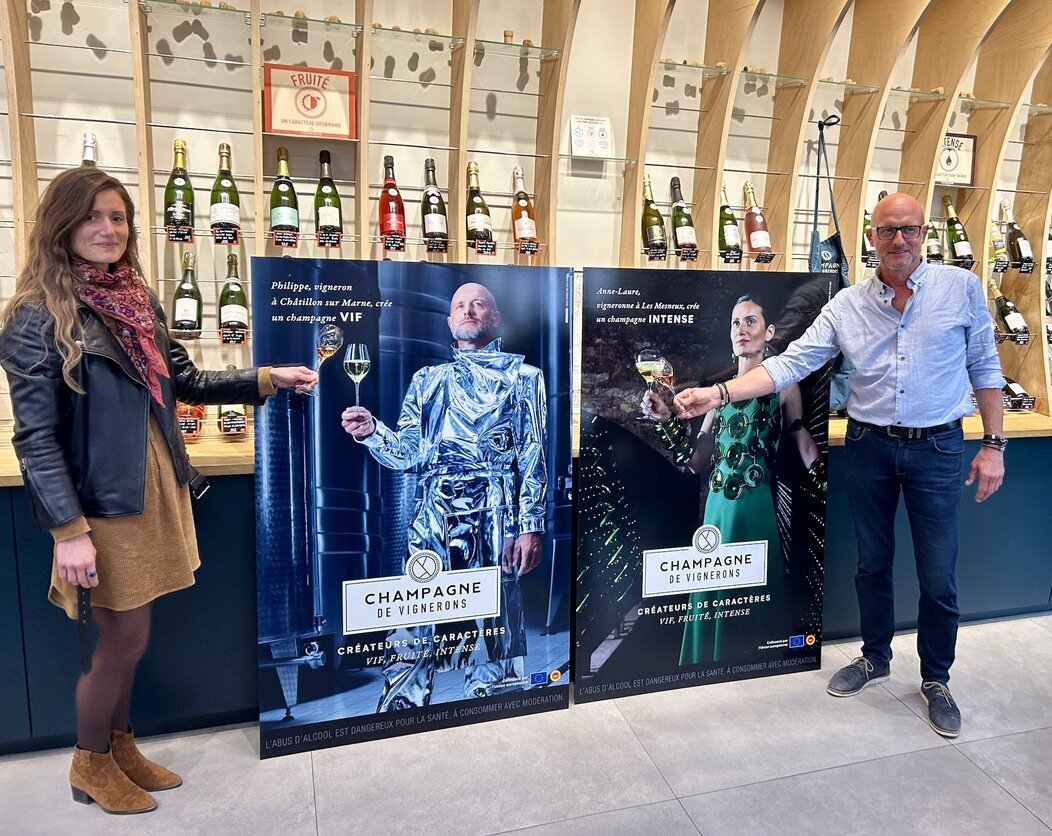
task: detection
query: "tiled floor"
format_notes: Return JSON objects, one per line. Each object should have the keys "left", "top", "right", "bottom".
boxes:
{"left": 1, "top": 614, "right": 1049, "bottom": 835}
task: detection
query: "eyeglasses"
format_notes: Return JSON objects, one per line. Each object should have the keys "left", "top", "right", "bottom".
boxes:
{"left": 873, "top": 224, "right": 923, "bottom": 240}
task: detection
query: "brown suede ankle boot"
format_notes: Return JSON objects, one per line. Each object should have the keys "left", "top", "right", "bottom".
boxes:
{"left": 110, "top": 729, "right": 183, "bottom": 791}
{"left": 69, "top": 746, "right": 157, "bottom": 814}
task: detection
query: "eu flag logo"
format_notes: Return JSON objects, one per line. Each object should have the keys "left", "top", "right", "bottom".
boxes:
{"left": 530, "top": 672, "right": 548, "bottom": 686}
{"left": 789, "top": 635, "right": 805, "bottom": 648}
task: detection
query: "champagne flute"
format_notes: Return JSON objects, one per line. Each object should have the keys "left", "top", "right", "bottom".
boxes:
{"left": 343, "top": 343, "right": 371, "bottom": 407}
{"left": 304, "top": 323, "right": 344, "bottom": 397}
{"left": 635, "top": 348, "right": 674, "bottom": 419}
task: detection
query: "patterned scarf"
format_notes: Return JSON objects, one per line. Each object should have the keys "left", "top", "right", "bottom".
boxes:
{"left": 73, "top": 258, "right": 170, "bottom": 407}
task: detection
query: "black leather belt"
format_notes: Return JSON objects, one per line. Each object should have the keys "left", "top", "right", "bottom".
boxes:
{"left": 849, "top": 417, "right": 962, "bottom": 439}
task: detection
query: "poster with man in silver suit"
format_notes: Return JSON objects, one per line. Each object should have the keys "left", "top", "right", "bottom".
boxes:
{"left": 253, "top": 260, "right": 571, "bottom": 758}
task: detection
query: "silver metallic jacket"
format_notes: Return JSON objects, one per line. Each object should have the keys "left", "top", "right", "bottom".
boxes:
{"left": 360, "top": 339, "right": 548, "bottom": 708}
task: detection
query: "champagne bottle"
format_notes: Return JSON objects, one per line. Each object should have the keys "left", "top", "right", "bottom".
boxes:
{"left": 512, "top": 165, "right": 539, "bottom": 254}
{"left": 270, "top": 146, "right": 299, "bottom": 247}
{"left": 218, "top": 253, "right": 248, "bottom": 344}
{"left": 640, "top": 173, "right": 666, "bottom": 259}
{"left": 378, "top": 155, "right": 406, "bottom": 250}
{"left": 164, "top": 139, "right": 195, "bottom": 242}
{"left": 987, "top": 277, "right": 1030, "bottom": 342}
{"left": 925, "top": 222, "right": 944, "bottom": 262}
{"left": 171, "top": 251, "right": 202, "bottom": 339}
{"left": 80, "top": 132, "right": 97, "bottom": 167}
{"left": 314, "top": 150, "right": 343, "bottom": 248}
{"left": 1000, "top": 200, "right": 1034, "bottom": 268}
{"left": 465, "top": 161, "right": 494, "bottom": 251}
{"left": 989, "top": 221, "right": 1009, "bottom": 266}
{"left": 742, "top": 181, "right": 772, "bottom": 255}
{"left": 719, "top": 184, "right": 742, "bottom": 260}
{"left": 1003, "top": 376, "right": 1034, "bottom": 410}
{"left": 209, "top": 143, "right": 240, "bottom": 244}
{"left": 218, "top": 365, "right": 248, "bottom": 437}
{"left": 421, "top": 158, "right": 448, "bottom": 251}
{"left": 942, "top": 195, "right": 973, "bottom": 267}
{"left": 861, "top": 208, "right": 875, "bottom": 259}
{"left": 669, "top": 176, "right": 696, "bottom": 258}
{"left": 877, "top": 189, "right": 889, "bottom": 202}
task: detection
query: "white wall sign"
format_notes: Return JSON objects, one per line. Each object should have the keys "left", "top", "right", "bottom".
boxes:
{"left": 264, "top": 63, "right": 357, "bottom": 139}
{"left": 936, "top": 133, "right": 976, "bottom": 187}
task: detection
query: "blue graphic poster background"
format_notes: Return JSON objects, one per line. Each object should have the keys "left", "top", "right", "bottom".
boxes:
{"left": 252, "top": 259, "right": 572, "bottom": 757}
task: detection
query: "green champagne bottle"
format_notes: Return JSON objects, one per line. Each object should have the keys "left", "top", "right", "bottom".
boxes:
{"left": 925, "top": 222, "right": 944, "bottom": 262}
{"left": 990, "top": 221, "right": 1009, "bottom": 266}
{"left": 219, "top": 253, "right": 248, "bottom": 344}
{"left": 422, "top": 158, "right": 449, "bottom": 251}
{"left": 640, "top": 173, "right": 666, "bottom": 259}
{"left": 719, "top": 184, "right": 742, "bottom": 260}
{"left": 164, "top": 139, "right": 195, "bottom": 241}
{"left": 465, "top": 161, "right": 494, "bottom": 247}
{"left": 209, "top": 142, "right": 240, "bottom": 244}
{"left": 987, "top": 277, "right": 1029, "bottom": 342}
{"left": 942, "top": 195, "right": 973, "bottom": 268}
{"left": 1000, "top": 200, "right": 1034, "bottom": 268}
{"left": 314, "top": 150, "right": 342, "bottom": 247}
{"left": 171, "top": 251, "right": 202, "bottom": 339}
{"left": 270, "top": 146, "right": 299, "bottom": 247}
{"left": 669, "top": 176, "right": 696, "bottom": 257}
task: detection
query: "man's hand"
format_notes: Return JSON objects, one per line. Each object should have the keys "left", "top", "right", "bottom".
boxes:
{"left": 501, "top": 532, "right": 542, "bottom": 577}
{"left": 270, "top": 365, "right": 318, "bottom": 394}
{"left": 640, "top": 390, "right": 671, "bottom": 421}
{"left": 965, "top": 446, "right": 1004, "bottom": 502}
{"left": 673, "top": 386, "right": 720, "bottom": 419}
{"left": 56, "top": 533, "right": 98, "bottom": 589}
{"left": 341, "top": 406, "right": 376, "bottom": 439}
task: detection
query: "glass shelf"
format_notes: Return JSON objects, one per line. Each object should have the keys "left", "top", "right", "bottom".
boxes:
{"left": 263, "top": 11, "right": 361, "bottom": 36}
{"left": 656, "top": 61, "right": 730, "bottom": 82}
{"left": 472, "top": 38, "right": 559, "bottom": 61}
{"left": 641, "top": 160, "right": 715, "bottom": 172}
{"left": 146, "top": 0, "right": 251, "bottom": 24}
{"left": 147, "top": 51, "right": 252, "bottom": 69}
{"left": 369, "top": 25, "right": 460, "bottom": 52}
{"left": 888, "top": 87, "right": 947, "bottom": 105}
{"left": 153, "top": 121, "right": 253, "bottom": 136}
{"left": 957, "top": 95, "right": 1012, "bottom": 115}
{"left": 28, "top": 41, "right": 133, "bottom": 56}
{"left": 558, "top": 153, "right": 637, "bottom": 166}
{"left": 1022, "top": 102, "right": 1052, "bottom": 116}
{"left": 817, "top": 79, "right": 880, "bottom": 95}
{"left": 263, "top": 131, "right": 358, "bottom": 143}
{"left": 25, "top": 112, "right": 138, "bottom": 127}
{"left": 465, "top": 148, "right": 550, "bottom": 160}
{"left": 740, "top": 70, "right": 808, "bottom": 89}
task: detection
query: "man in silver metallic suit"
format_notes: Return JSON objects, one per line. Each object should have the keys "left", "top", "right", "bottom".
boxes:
{"left": 341, "top": 282, "right": 547, "bottom": 709}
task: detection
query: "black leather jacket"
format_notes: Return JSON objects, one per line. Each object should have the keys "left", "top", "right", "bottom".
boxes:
{"left": 0, "top": 294, "right": 267, "bottom": 531}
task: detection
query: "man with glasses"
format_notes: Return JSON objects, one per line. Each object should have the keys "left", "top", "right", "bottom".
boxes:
{"left": 672, "top": 192, "right": 1005, "bottom": 738}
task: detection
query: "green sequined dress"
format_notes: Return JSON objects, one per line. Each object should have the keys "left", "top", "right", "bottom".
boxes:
{"left": 679, "top": 393, "right": 784, "bottom": 665}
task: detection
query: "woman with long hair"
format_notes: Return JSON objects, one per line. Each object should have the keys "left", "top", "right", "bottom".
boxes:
{"left": 0, "top": 167, "right": 314, "bottom": 814}
{"left": 642, "top": 294, "right": 820, "bottom": 664}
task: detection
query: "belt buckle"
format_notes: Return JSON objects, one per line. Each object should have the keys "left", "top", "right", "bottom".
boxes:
{"left": 908, "top": 426, "right": 920, "bottom": 440}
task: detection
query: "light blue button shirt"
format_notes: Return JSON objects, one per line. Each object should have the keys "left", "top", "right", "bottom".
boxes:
{"left": 762, "top": 261, "right": 1004, "bottom": 427}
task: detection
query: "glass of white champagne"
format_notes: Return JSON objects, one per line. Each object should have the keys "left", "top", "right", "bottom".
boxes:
{"left": 343, "top": 343, "right": 371, "bottom": 407}
{"left": 304, "top": 324, "right": 344, "bottom": 397}
{"left": 635, "top": 348, "right": 674, "bottom": 419}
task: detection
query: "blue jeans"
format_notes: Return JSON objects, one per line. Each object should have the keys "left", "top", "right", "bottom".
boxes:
{"left": 844, "top": 419, "right": 963, "bottom": 684}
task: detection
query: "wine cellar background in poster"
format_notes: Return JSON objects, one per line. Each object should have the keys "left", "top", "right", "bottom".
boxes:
{"left": 252, "top": 259, "right": 572, "bottom": 757}
{"left": 575, "top": 268, "right": 834, "bottom": 702}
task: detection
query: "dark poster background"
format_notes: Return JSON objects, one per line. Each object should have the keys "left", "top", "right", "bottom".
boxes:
{"left": 252, "top": 259, "right": 572, "bottom": 757}
{"left": 575, "top": 268, "right": 834, "bottom": 702}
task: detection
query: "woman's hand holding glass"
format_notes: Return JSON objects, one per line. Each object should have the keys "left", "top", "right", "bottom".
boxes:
{"left": 640, "top": 390, "right": 672, "bottom": 421}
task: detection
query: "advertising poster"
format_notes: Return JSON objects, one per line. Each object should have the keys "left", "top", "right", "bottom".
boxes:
{"left": 575, "top": 268, "right": 834, "bottom": 702}
{"left": 253, "top": 259, "right": 572, "bottom": 757}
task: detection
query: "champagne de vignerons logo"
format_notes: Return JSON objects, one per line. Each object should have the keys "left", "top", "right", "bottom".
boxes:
{"left": 342, "top": 549, "right": 500, "bottom": 634}
{"left": 641, "top": 524, "right": 768, "bottom": 598}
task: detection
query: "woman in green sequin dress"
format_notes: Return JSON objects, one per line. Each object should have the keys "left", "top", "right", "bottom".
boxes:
{"left": 642, "top": 296, "right": 819, "bottom": 665}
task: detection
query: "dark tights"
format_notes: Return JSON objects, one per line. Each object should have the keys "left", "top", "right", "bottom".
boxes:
{"left": 75, "top": 603, "right": 152, "bottom": 753}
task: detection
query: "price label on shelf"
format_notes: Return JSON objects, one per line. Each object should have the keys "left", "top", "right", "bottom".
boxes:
{"left": 382, "top": 234, "right": 406, "bottom": 252}
{"left": 221, "top": 328, "right": 247, "bottom": 345}
{"left": 517, "top": 241, "right": 540, "bottom": 256}
{"left": 170, "top": 329, "right": 202, "bottom": 341}
{"left": 1013, "top": 333, "right": 1031, "bottom": 346}
{"left": 166, "top": 226, "right": 194, "bottom": 244}
{"left": 1045, "top": 256, "right": 1052, "bottom": 275}
{"left": 473, "top": 240, "right": 497, "bottom": 256}
{"left": 1018, "top": 261, "right": 1035, "bottom": 275}
{"left": 675, "top": 245, "right": 698, "bottom": 262}
{"left": 272, "top": 229, "right": 300, "bottom": 248}
{"left": 754, "top": 252, "right": 776, "bottom": 265}
{"left": 212, "top": 227, "right": 240, "bottom": 246}
{"left": 865, "top": 255, "right": 879, "bottom": 269}
{"left": 426, "top": 238, "right": 449, "bottom": 253}
{"left": 993, "top": 260, "right": 1009, "bottom": 274}
{"left": 721, "top": 251, "right": 743, "bottom": 265}
{"left": 317, "top": 231, "right": 342, "bottom": 248}
{"left": 645, "top": 244, "right": 667, "bottom": 262}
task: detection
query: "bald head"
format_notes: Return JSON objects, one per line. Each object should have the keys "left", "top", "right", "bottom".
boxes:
{"left": 448, "top": 282, "right": 501, "bottom": 348}
{"left": 868, "top": 192, "right": 926, "bottom": 282}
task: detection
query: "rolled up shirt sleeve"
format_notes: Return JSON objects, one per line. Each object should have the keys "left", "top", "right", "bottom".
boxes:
{"left": 762, "top": 301, "right": 842, "bottom": 392}
{"left": 963, "top": 275, "right": 1005, "bottom": 391}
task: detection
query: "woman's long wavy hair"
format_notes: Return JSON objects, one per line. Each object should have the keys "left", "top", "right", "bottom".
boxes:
{"left": 1, "top": 167, "right": 145, "bottom": 391}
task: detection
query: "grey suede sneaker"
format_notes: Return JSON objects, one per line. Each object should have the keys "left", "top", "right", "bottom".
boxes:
{"left": 921, "top": 681, "right": 961, "bottom": 738}
{"left": 826, "top": 656, "right": 890, "bottom": 697}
